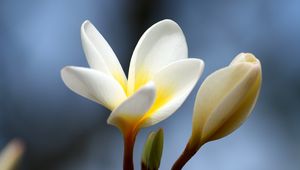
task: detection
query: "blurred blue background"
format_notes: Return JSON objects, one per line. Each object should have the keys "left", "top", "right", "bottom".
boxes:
{"left": 0, "top": 0, "right": 299, "bottom": 169}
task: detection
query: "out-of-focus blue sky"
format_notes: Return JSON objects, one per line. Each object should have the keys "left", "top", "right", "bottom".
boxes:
{"left": 0, "top": 0, "right": 299, "bottom": 169}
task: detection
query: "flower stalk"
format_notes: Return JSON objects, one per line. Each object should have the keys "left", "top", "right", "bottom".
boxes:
{"left": 171, "top": 141, "right": 202, "bottom": 170}
{"left": 123, "top": 130, "right": 138, "bottom": 170}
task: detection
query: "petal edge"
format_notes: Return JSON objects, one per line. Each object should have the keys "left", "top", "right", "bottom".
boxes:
{"left": 61, "top": 66, "right": 127, "bottom": 110}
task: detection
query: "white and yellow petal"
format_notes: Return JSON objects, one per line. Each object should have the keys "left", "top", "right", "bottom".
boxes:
{"left": 107, "top": 82, "right": 156, "bottom": 132}
{"left": 127, "top": 19, "right": 188, "bottom": 95}
{"left": 140, "top": 59, "right": 204, "bottom": 127}
{"left": 81, "top": 20, "right": 127, "bottom": 90}
{"left": 61, "top": 66, "right": 127, "bottom": 110}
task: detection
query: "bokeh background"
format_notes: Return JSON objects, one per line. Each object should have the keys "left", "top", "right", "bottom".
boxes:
{"left": 0, "top": 0, "right": 299, "bottom": 169}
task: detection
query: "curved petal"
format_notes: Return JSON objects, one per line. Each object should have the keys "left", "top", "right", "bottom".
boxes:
{"left": 192, "top": 62, "right": 260, "bottom": 142}
{"left": 81, "top": 20, "right": 127, "bottom": 90}
{"left": 208, "top": 54, "right": 262, "bottom": 141}
{"left": 208, "top": 70, "right": 261, "bottom": 141}
{"left": 127, "top": 19, "right": 188, "bottom": 96}
{"left": 107, "top": 82, "right": 156, "bottom": 131}
{"left": 140, "top": 59, "right": 204, "bottom": 127}
{"left": 61, "top": 66, "right": 127, "bottom": 110}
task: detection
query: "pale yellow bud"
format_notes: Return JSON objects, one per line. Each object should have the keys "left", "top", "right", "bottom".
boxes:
{"left": 191, "top": 53, "right": 262, "bottom": 146}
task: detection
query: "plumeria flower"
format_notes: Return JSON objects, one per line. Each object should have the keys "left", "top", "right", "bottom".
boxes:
{"left": 172, "top": 53, "right": 262, "bottom": 170}
{"left": 61, "top": 19, "right": 204, "bottom": 169}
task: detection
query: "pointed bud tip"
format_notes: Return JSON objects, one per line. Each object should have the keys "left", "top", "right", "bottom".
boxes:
{"left": 82, "top": 20, "right": 91, "bottom": 27}
{"left": 81, "top": 20, "right": 94, "bottom": 35}
{"left": 231, "top": 53, "right": 260, "bottom": 66}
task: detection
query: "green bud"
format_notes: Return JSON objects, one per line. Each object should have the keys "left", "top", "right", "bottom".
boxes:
{"left": 141, "top": 128, "right": 164, "bottom": 170}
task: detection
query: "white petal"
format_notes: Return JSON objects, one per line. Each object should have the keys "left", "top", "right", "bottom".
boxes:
{"left": 81, "top": 20, "right": 127, "bottom": 90}
{"left": 127, "top": 19, "right": 188, "bottom": 95}
{"left": 140, "top": 59, "right": 204, "bottom": 127}
{"left": 107, "top": 82, "right": 156, "bottom": 131}
{"left": 61, "top": 66, "right": 127, "bottom": 110}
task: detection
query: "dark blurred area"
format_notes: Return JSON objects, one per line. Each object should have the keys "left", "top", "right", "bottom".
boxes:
{"left": 0, "top": 0, "right": 299, "bottom": 169}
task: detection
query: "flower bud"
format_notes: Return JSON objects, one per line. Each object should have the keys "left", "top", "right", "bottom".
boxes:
{"left": 141, "top": 128, "right": 164, "bottom": 170}
{"left": 191, "top": 53, "right": 262, "bottom": 147}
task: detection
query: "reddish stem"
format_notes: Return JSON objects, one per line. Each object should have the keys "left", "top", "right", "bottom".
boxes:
{"left": 123, "top": 130, "right": 138, "bottom": 170}
{"left": 171, "top": 142, "right": 201, "bottom": 170}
